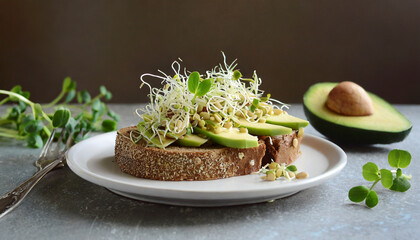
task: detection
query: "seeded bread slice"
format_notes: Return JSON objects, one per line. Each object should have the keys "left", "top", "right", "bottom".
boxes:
{"left": 260, "top": 130, "right": 303, "bottom": 166}
{"left": 114, "top": 126, "right": 266, "bottom": 181}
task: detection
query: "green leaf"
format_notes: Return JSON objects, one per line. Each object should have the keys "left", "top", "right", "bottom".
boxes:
{"left": 18, "top": 100, "right": 27, "bottom": 112}
{"left": 188, "top": 71, "right": 200, "bottom": 94}
{"left": 92, "top": 99, "right": 102, "bottom": 112}
{"left": 9, "top": 85, "right": 30, "bottom": 102}
{"left": 390, "top": 176, "right": 411, "bottom": 192}
{"left": 396, "top": 168, "right": 402, "bottom": 178}
{"left": 64, "top": 90, "right": 76, "bottom": 103}
{"left": 348, "top": 185, "right": 369, "bottom": 202}
{"left": 77, "top": 90, "right": 91, "bottom": 104}
{"left": 62, "top": 77, "right": 71, "bottom": 91}
{"left": 33, "top": 104, "right": 43, "bottom": 119}
{"left": 99, "top": 85, "right": 108, "bottom": 95}
{"left": 11, "top": 85, "right": 22, "bottom": 93}
{"left": 362, "top": 162, "right": 380, "bottom": 181}
{"left": 62, "top": 77, "right": 76, "bottom": 92}
{"left": 9, "top": 86, "right": 22, "bottom": 102}
{"left": 24, "top": 120, "right": 43, "bottom": 134}
{"left": 26, "top": 134, "right": 43, "bottom": 148}
{"left": 252, "top": 98, "right": 260, "bottom": 107}
{"left": 286, "top": 165, "right": 297, "bottom": 172}
{"left": 233, "top": 70, "right": 242, "bottom": 80}
{"left": 107, "top": 110, "right": 120, "bottom": 121}
{"left": 196, "top": 78, "right": 212, "bottom": 97}
{"left": 105, "top": 91, "right": 112, "bottom": 101}
{"left": 380, "top": 169, "right": 393, "bottom": 189}
{"left": 21, "top": 115, "right": 35, "bottom": 125}
{"left": 52, "top": 108, "right": 71, "bottom": 128}
{"left": 261, "top": 94, "right": 271, "bottom": 102}
{"left": 7, "top": 106, "right": 20, "bottom": 120}
{"left": 101, "top": 119, "right": 117, "bottom": 132}
{"left": 92, "top": 100, "right": 106, "bottom": 118}
{"left": 65, "top": 117, "right": 77, "bottom": 133}
{"left": 21, "top": 91, "right": 30, "bottom": 99}
{"left": 249, "top": 105, "right": 256, "bottom": 112}
{"left": 388, "top": 149, "right": 411, "bottom": 168}
{"left": 365, "top": 190, "right": 379, "bottom": 208}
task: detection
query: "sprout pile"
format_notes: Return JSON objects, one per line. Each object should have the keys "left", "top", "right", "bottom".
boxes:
{"left": 134, "top": 53, "right": 289, "bottom": 148}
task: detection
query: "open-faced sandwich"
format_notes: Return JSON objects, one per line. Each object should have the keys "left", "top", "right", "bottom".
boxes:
{"left": 115, "top": 54, "right": 309, "bottom": 181}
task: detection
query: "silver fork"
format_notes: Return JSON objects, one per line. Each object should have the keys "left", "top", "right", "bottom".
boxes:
{"left": 0, "top": 128, "right": 74, "bottom": 219}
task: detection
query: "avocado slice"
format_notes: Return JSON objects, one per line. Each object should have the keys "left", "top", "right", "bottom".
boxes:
{"left": 193, "top": 127, "right": 258, "bottom": 148}
{"left": 234, "top": 118, "right": 292, "bottom": 136}
{"left": 176, "top": 134, "right": 208, "bottom": 147}
{"left": 143, "top": 130, "right": 176, "bottom": 148}
{"left": 265, "top": 114, "right": 309, "bottom": 130}
{"left": 303, "top": 82, "right": 412, "bottom": 144}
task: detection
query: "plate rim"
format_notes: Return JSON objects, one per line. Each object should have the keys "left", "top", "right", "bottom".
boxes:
{"left": 66, "top": 131, "right": 347, "bottom": 198}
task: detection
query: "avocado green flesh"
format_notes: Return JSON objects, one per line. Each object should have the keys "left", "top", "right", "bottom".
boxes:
{"left": 303, "top": 82, "right": 412, "bottom": 144}
{"left": 234, "top": 118, "right": 292, "bottom": 136}
{"left": 176, "top": 134, "right": 208, "bottom": 147}
{"left": 265, "top": 114, "right": 309, "bottom": 130}
{"left": 193, "top": 127, "right": 258, "bottom": 148}
{"left": 143, "top": 130, "right": 176, "bottom": 148}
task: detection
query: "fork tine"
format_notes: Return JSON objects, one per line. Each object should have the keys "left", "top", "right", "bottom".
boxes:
{"left": 64, "top": 131, "right": 73, "bottom": 151}
{"left": 39, "top": 128, "right": 56, "bottom": 159}
{"left": 54, "top": 128, "right": 66, "bottom": 156}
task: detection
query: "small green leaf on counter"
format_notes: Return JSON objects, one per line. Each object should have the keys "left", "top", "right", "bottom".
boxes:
{"left": 348, "top": 149, "right": 412, "bottom": 208}
{"left": 365, "top": 190, "right": 378, "bottom": 208}
{"left": 380, "top": 169, "right": 393, "bottom": 189}
{"left": 388, "top": 149, "right": 411, "bottom": 169}
{"left": 348, "top": 186, "right": 369, "bottom": 203}
{"left": 390, "top": 176, "right": 411, "bottom": 192}
{"left": 362, "top": 162, "right": 380, "bottom": 181}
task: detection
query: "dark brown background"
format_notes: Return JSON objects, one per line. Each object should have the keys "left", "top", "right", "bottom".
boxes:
{"left": 1, "top": 0, "right": 419, "bottom": 104}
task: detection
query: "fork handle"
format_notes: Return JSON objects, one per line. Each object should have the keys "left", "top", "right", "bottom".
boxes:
{"left": 0, "top": 158, "right": 63, "bottom": 219}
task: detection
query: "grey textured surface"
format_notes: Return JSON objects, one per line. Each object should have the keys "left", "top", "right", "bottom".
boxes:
{"left": 0, "top": 104, "right": 418, "bottom": 240}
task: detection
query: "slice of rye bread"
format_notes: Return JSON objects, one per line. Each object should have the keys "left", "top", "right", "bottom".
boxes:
{"left": 114, "top": 126, "right": 266, "bottom": 181}
{"left": 259, "top": 130, "right": 303, "bottom": 166}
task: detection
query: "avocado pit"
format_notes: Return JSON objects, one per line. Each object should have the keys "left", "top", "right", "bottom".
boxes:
{"left": 326, "top": 81, "right": 374, "bottom": 116}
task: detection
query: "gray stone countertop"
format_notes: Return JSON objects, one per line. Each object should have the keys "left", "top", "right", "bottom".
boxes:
{"left": 0, "top": 104, "right": 418, "bottom": 240}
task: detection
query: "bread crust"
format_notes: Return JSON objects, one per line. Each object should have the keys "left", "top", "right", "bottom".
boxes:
{"left": 260, "top": 131, "right": 303, "bottom": 166}
{"left": 114, "top": 126, "right": 303, "bottom": 181}
{"left": 115, "top": 127, "right": 266, "bottom": 181}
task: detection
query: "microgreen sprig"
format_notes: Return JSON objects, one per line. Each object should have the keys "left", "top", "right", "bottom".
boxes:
{"left": 0, "top": 77, "right": 119, "bottom": 148}
{"left": 187, "top": 71, "right": 212, "bottom": 101}
{"left": 348, "top": 149, "right": 412, "bottom": 208}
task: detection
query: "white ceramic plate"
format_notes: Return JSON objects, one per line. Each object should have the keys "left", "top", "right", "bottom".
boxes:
{"left": 66, "top": 132, "right": 347, "bottom": 207}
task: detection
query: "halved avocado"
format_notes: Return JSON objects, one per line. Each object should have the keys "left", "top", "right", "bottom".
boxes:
{"left": 303, "top": 82, "right": 412, "bottom": 144}
{"left": 193, "top": 127, "right": 258, "bottom": 148}
{"left": 234, "top": 118, "right": 292, "bottom": 136}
